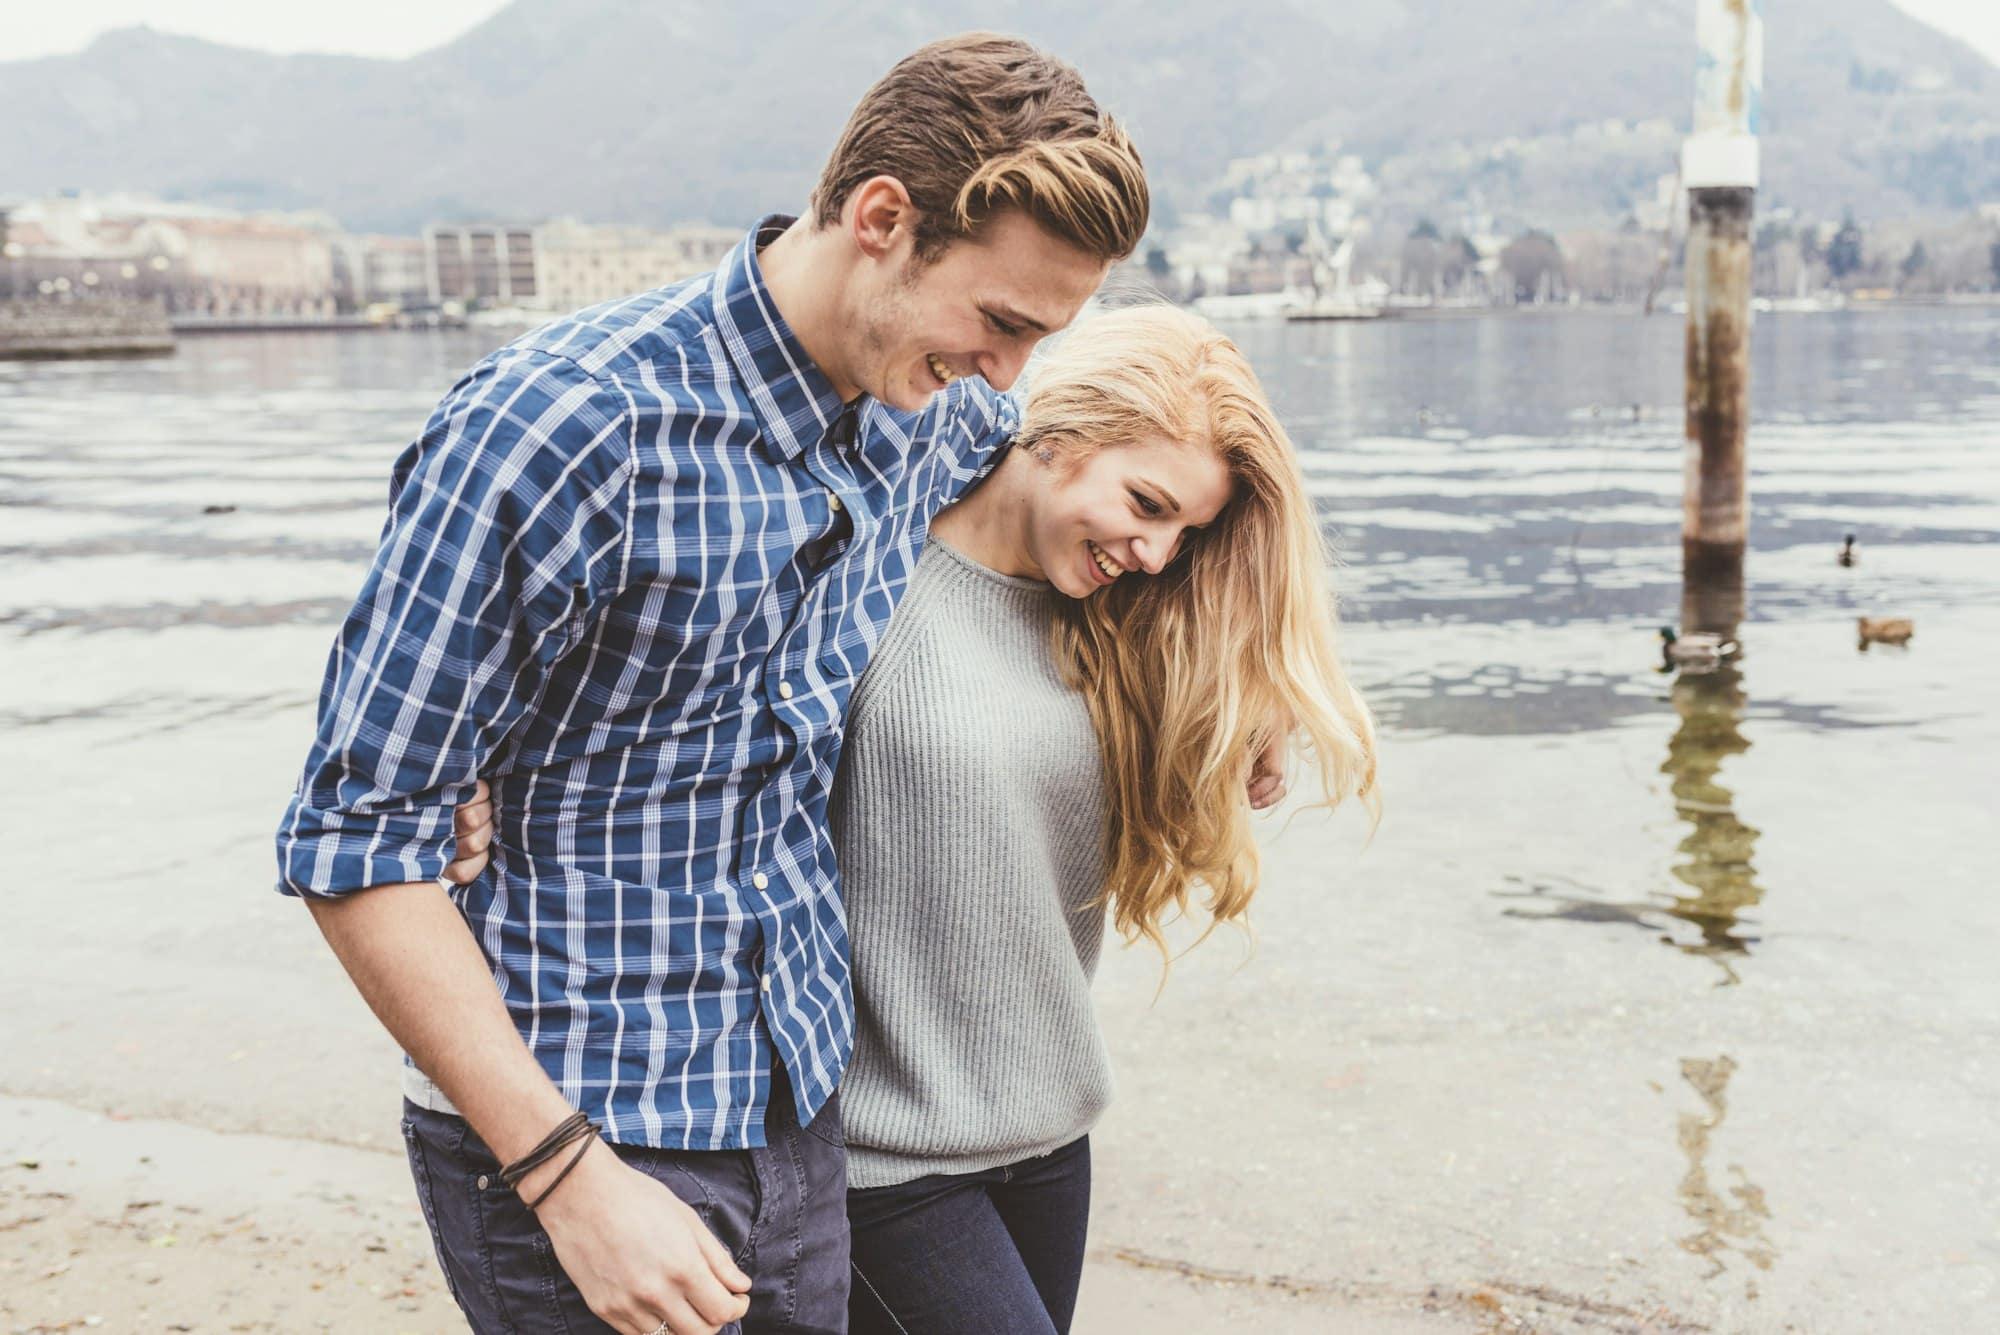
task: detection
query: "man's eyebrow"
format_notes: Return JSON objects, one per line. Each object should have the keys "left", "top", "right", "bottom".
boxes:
{"left": 985, "top": 303, "right": 1051, "bottom": 334}
{"left": 1139, "top": 478, "right": 1182, "bottom": 513}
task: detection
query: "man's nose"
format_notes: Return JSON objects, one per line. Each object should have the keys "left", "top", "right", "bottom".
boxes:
{"left": 978, "top": 343, "right": 1033, "bottom": 392}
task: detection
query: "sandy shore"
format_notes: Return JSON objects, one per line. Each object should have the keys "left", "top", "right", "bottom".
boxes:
{"left": 3, "top": 1097, "right": 1491, "bottom": 1334}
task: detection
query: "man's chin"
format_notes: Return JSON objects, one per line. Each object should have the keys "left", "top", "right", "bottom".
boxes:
{"left": 880, "top": 377, "right": 943, "bottom": 414}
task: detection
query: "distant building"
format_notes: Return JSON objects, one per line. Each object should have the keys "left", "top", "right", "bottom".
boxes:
{"left": 533, "top": 220, "right": 738, "bottom": 313}
{"left": 1632, "top": 173, "right": 1681, "bottom": 234}
{"left": 0, "top": 192, "right": 337, "bottom": 315}
{"left": 425, "top": 224, "right": 540, "bottom": 308}
{"left": 168, "top": 215, "right": 336, "bottom": 300}
{"left": 332, "top": 234, "right": 429, "bottom": 312}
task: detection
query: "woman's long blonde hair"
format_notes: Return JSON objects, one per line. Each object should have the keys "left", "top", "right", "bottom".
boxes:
{"left": 1019, "top": 305, "right": 1380, "bottom": 958}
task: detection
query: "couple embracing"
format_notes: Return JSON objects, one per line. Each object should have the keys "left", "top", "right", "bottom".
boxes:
{"left": 275, "top": 32, "right": 1377, "bottom": 1335}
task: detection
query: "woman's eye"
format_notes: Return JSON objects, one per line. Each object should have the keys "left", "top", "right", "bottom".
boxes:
{"left": 1131, "top": 491, "right": 1162, "bottom": 516}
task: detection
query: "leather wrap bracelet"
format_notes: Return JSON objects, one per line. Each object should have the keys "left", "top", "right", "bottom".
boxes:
{"left": 499, "top": 1110, "right": 601, "bottom": 1209}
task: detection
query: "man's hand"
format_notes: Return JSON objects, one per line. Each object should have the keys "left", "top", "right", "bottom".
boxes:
{"left": 1248, "top": 733, "right": 1288, "bottom": 811}
{"left": 442, "top": 779, "right": 494, "bottom": 885}
{"left": 528, "top": 1143, "right": 752, "bottom": 1335}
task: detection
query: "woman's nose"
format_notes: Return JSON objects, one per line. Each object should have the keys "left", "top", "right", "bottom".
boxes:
{"left": 1130, "top": 536, "right": 1169, "bottom": 575}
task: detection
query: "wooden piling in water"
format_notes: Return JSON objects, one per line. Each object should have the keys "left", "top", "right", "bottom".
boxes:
{"left": 1683, "top": 187, "right": 1753, "bottom": 588}
{"left": 1680, "top": 0, "right": 1763, "bottom": 632}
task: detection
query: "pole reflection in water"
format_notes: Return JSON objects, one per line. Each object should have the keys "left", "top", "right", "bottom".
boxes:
{"left": 1668, "top": 565, "right": 1776, "bottom": 1288}
{"left": 1660, "top": 556, "right": 1762, "bottom": 983}
{"left": 1658, "top": 659, "right": 1763, "bottom": 985}
{"left": 1675, "top": 1055, "right": 1777, "bottom": 1282}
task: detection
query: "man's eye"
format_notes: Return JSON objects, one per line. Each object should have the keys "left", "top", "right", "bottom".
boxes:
{"left": 987, "top": 314, "right": 1021, "bottom": 338}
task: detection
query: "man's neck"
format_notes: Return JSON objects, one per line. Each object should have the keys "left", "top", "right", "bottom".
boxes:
{"left": 756, "top": 219, "right": 862, "bottom": 403}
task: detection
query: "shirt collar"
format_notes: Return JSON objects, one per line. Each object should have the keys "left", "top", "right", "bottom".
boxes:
{"left": 710, "top": 215, "right": 851, "bottom": 463}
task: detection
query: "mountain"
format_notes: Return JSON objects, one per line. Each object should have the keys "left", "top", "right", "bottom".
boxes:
{"left": 3, "top": 0, "right": 1995, "bottom": 233}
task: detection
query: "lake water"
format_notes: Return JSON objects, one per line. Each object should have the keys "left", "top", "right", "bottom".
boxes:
{"left": 2, "top": 309, "right": 1994, "bottom": 1332}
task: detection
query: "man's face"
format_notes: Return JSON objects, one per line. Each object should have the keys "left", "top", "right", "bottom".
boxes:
{"left": 856, "top": 210, "right": 1108, "bottom": 412}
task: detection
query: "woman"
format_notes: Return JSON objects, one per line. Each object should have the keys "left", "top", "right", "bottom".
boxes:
{"left": 830, "top": 305, "right": 1376, "bottom": 1333}
{"left": 451, "top": 306, "right": 1377, "bottom": 1333}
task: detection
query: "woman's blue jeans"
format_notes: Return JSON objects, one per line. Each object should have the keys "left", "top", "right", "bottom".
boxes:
{"left": 846, "top": 1136, "right": 1091, "bottom": 1334}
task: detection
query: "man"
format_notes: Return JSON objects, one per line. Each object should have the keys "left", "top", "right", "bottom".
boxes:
{"left": 275, "top": 33, "right": 1147, "bottom": 1335}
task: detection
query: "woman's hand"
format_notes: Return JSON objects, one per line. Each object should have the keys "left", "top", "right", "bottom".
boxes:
{"left": 443, "top": 779, "right": 495, "bottom": 884}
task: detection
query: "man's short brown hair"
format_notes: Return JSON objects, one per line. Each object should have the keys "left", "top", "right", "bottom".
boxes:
{"left": 811, "top": 33, "right": 1149, "bottom": 264}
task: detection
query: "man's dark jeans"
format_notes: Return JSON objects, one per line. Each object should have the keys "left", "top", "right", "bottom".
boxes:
{"left": 846, "top": 1136, "right": 1091, "bottom": 1335}
{"left": 401, "top": 1085, "right": 849, "bottom": 1334}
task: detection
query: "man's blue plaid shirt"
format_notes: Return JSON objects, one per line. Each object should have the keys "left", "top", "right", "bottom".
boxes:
{"left": 276, "top": 218, "right": 1018, "bottom": 1148}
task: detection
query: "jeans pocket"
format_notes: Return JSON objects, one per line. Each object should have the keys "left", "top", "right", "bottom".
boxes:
{"left": 471, "top": 1156, "right": 582, "bottom": 1334}
{"left": 800, "top": 1091, "right": 845, "bottom": 1150}
{"left": 402, "top": 1114, "right": 473, "bottom": 1315}
{"left": 620, "top": 1145, "right": 760, "bottom": 1269}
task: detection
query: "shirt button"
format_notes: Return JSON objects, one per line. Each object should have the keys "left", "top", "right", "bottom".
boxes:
{"left": 828, "top": 493, "right": 843, "bottom": 512}
{"left": 476, "top": 1174, "right": 489, "bottom": 1190}
{"left": 752, "top": 872, "right": 769, "bottom": 890}
{"left": 761, "top": 975, "right": 772, "bottom": 993}
{"left": 778, "top": 681, "right": 794, "bottom": 700}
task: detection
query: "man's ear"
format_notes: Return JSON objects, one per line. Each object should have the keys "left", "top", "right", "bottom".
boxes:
{"left": 847, "top": 176, "right": 919, "bottom": 261}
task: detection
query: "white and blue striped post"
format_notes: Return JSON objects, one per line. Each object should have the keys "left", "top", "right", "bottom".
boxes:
{"left": 1681, "top": 0, "right": 1763, "bottom": 632}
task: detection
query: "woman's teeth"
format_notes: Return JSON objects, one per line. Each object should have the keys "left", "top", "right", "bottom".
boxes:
{"left": 927, "top": 353, "right": 956, "bottom": 386}
{"left": 1088, "top": 540, "right": 1121, "bottom": 580}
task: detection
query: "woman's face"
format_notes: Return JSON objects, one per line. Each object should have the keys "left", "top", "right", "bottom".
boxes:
{"left": 1023, "top": 434, "right": 1234, "bottom": 599}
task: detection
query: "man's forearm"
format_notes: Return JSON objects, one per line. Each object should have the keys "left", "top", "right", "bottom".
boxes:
{"left": 306, "top": 881, "right": 577, "bottom": 1172}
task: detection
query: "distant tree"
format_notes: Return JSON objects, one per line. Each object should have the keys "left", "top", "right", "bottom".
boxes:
{"left": 1440, "top": 235, "right": 1484, "bottom": 296}
{"left": 1409, "top": 217, "right": 1442, "bottom": 241}
{"left": 1900, "top": 241, "right": 1929, "bottom": 284}
{"left": 1500, "top": 230, "right": 1564, "bottom": 302}
{"left": 1562, "top": 229, "right": 1657, "bottom": 303}
{"left": 1991, "top": 239, "right": 2000, "bottom": 291}
{"left": 1827, "top": 214, "right": 1865, "bottom": 280}
{"left": 1144, "top": 247, "right": 1171, "bottom": 278}
{"left": 1400, "top": 235, "right": 1443, "bottom": 296}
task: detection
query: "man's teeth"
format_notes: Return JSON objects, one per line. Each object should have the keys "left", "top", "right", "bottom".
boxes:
{"left": 927, "top": 354, "right": 956, "bottom": 385}
{"left": 1088, "top": 541, "right": 1120, "bottom": 579}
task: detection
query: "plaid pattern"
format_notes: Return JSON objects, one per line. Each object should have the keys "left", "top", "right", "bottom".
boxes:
{"left": 276, "top": 218, "right": 1017, "bottom": 1148}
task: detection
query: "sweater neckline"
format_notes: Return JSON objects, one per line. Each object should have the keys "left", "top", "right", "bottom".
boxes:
{"left": 924, "top": 536, "right": 1059, "bottom": 597}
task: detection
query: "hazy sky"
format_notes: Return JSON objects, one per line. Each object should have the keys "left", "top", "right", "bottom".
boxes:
{"left": 3, "top": 1, "right": 1999, "bottom": 66}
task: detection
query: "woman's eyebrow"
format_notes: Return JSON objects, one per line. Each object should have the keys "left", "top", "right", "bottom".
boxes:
{"left": 1138, "top": 478, "right": 1182, "bottom": 513}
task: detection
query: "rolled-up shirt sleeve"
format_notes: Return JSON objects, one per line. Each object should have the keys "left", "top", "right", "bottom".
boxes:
{"left": 275, "top": 349, "right": 635, "bottom": 898}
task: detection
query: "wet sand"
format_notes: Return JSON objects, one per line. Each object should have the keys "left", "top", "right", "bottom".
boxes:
{"left": 0, "top": 1100, "right": 1467, "bottom": 1334}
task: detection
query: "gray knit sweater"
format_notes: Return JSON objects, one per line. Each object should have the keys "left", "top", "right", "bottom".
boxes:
{"left": 831, "top": 539, "right": 1114, "bottom": 1190}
